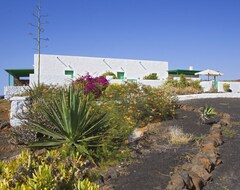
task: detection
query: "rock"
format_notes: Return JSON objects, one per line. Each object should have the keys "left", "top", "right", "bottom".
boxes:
{"left": 191, "top": 153, "right": 213, "bottom": 173}
{"left": 219, "top": 118, "right": 230, "bottom": 126}
{"left": 188, "top": 171, "right": 205, "bottom": 190}
{"left": 204, "top": 152, "right": 219, "bottom": 165}
{"left": 182, "top": 163, "right": 193, "bottom": 171}
{"left": 165, "top": 173, "right": 186, "bottom": 190}
{"left": 202, "top": 137, "right": 218, "bottom": 147}
{"left": 179, "top": 171, "right": 193, "bottom": 189}
{"left": 106, "top": 168, "right": 119, "bottom": 179}
{"left": 211, "top": 123, "right": 222, "bottom": 130}
{"left": 201, "top": 143, "right": 218, "bottom": 155}
{"left": 128, "top": 126, "right": 148, "bottom": 143}
{"left": 191, "top": 165, "right": 212, "bottom": 182}
{"left": 210, "top": 133, "right": 223, "bottom": 146}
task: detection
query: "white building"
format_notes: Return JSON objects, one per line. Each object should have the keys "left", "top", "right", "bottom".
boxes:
{"left": 29, "top": 54, "right": 168, "bottom": 85}
{"left": 4, "top": 54, "right": 168, "bottom": 98}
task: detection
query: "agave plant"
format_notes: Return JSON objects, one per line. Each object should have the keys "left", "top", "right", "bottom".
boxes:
{"left": 199, "top": 105, "right": 217, "bottom": 123}
{"left": 28, "top": 86, "right": 110, "bottom": 156}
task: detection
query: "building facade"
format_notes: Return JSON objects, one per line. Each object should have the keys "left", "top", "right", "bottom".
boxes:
{"left": 29, "top": 54, "right": 169, "bottom": 85}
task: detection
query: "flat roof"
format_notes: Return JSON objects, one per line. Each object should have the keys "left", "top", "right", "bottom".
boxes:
{"left": 5, "top": 69, "right": 34, "bottom": 77}
{"left": 168, "top": 69, "right": 201, "bottom": 75}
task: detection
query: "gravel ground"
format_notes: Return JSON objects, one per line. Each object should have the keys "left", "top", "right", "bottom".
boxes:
{"left": 111, "top": 98, "right": 240, "bottom": 190}
{"left": 183, "top": 98, "right": 240, "bottom": 190}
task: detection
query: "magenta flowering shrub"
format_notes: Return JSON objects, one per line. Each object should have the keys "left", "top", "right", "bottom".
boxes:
{"left": 73, "top": 73, "right": 109, "bottom": 97}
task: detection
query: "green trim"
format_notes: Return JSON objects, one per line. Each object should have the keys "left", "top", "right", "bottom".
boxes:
{"left": 168, "top": 69, "right": 201, "bottom": 76}
{"left": 65, "top": 70, "right": 74, "bottom": 78}
{"left": 5, "top": 69, "right": 34, "bottom": 78}
{"left": 8, "top": 73, "right": 11, "bottom": 86}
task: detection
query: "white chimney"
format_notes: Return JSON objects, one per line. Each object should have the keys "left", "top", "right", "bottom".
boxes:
{"left": 189, "top": 66, "right": 193, "bottom": 70}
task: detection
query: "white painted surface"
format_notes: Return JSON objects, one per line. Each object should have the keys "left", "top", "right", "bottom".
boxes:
{"left": 178, "top": 93, "right": 240, "bottom": 101}
{"left": 10, "top": 96, "right": 30, "bottom": 127}
{"left": 200, "top": 81, "right": 213, "bottom": 92}
{"left": 218, "top": 82, "right": 240, "bottom": 93}
{"left": 4, "top": 86, "right": 29, "bottom": 99}
{"left": 31, "top": 54, "right": 168, "bottom": 85}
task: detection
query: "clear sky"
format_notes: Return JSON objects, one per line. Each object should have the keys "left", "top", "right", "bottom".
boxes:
{"left": 1, "top": 0, "right": 240, "bottom": 94}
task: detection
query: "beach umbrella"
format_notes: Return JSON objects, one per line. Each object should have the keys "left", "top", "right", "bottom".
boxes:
{"left": 195, "top": 69, "right": 223, "bottom": 81}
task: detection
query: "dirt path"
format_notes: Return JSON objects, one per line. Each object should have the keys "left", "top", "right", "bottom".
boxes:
{"left": 111, "top": 98, "right": 240, "bottom": 190}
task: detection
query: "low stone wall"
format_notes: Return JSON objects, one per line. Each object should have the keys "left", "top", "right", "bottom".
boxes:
{"left": 177, "top": 93, "right": 240, "bottom": 101}
{"left": 10, "top": 96, "right": 30, "bottom": 127}
{"left": 166, "top": 108, "right": 230, "bottom": 190}
{"left": 4, "top": 86, "right": 29, "bottom": 99}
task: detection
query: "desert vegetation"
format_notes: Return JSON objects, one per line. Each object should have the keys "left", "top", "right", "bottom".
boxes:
{"left": 3, "top": 73, "right": 179, "bottom": 189}
{"left": 163, "top": 74, "right": 203, "bottom": 95}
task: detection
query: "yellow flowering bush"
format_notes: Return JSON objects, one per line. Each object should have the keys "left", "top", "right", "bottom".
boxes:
{"left": 0, "top": 147, "right": 99, "bottom": 190}
{"left": 101, "top": 82, "right": 177, "bottom": 127}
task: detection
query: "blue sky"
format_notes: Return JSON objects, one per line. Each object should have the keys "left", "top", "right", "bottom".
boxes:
{"left": 1, "top": 0, "right": 240, "bottom": 94}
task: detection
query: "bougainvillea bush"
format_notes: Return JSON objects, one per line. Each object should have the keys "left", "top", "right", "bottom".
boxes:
{"left": 73, "top": 73, "right": 109, "bottom": 97}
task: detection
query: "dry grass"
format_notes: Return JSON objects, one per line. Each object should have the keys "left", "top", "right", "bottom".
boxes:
{"left": 168, "top": 126, "right": 193, "bottom": 145}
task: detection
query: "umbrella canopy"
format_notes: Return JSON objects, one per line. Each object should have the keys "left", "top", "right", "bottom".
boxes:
{"left": 195, "top": 69, "right": 223, "bottom": 76}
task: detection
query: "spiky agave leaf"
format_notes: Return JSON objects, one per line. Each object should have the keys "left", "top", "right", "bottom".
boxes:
{"left": 200, "top": 105, "right": 217, "bottom": 121}
{"left": 28, "top": 86, "right": 110, "bottom": 156}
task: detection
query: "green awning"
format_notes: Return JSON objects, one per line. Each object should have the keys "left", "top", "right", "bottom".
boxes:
{"left": 168, "top": 69, "right": 201, "bottom": 75}
{"left": 5, "top": 69, "right": 34, "bottom": 77}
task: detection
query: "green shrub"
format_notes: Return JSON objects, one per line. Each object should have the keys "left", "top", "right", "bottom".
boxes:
{"left": 101, "top": 83, "right": 177, "bottom": 127}
{"left": 179, "top": 74, "right": 187, "bottom": 88}
{"left": 102, "top": 71, "right": 117, "bottom": 79}
{"left": 143, "top": 73, "right": 158, "bottom": 80}
{"left": 163, "top": 75, "right": 202, "bottom": 95}
{"left": 223, "top": 83, "right": 230, "bottom": 92}
{"left": 0, "top": 148, "right": 99, "bottom": 189}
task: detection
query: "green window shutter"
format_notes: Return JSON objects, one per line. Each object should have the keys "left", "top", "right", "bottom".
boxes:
{"left": 65, "top": 70, "right": 74, "bottom": 78}
{"left": 117, "top": 72, "right": 125, "bottom": 79}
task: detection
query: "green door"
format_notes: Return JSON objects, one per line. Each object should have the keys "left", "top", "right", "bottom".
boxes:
{"left": 117, "top": 72, "right": 125, "bottom": 79}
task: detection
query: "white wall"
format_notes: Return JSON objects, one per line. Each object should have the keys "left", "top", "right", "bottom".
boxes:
{"left": 109, "top": 79, "right": 165, "bottom": 87}
{"left": 4, "top": 86, "right": 29, "bottom": 99}
{"left": 200, "top": 81, "right": 213, "bottom": 92}
{"left": 31, "top": 54, "right": 168, "bottom": 85}
{"left": 218, "top": 82, "right": 240, "bottom": 93}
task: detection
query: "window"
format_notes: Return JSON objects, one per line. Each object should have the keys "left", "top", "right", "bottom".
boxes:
{"left": 65, "top": 70, "right": 74, "bottom": 78}
{"left": 117, "top": 72, "right": 125, "bottom": 79}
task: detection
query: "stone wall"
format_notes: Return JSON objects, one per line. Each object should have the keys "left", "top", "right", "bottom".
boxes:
{"left": 4, "top": 86, "right": 29, "bottom": 99}
{"left": 10, "top": 96, "right": 30, "bottom": 127}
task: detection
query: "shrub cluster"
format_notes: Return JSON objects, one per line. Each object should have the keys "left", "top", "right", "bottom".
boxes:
{"left": 101, "top": 82, "right": 177, "bottom": 127}
{"left": 163, "top": 74, "right": 203, "bottom": 95}
{"left": 12, "top": 74, "right": 178, "bottom": 187}
{"left": 0, "top": 147, "right": 98, "bottom": 189}
{"left": 143, "top": 73, "right": 158, "bottom": 80}
{"left": 101, "top": 71, "right": 117, "bottom": 79}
